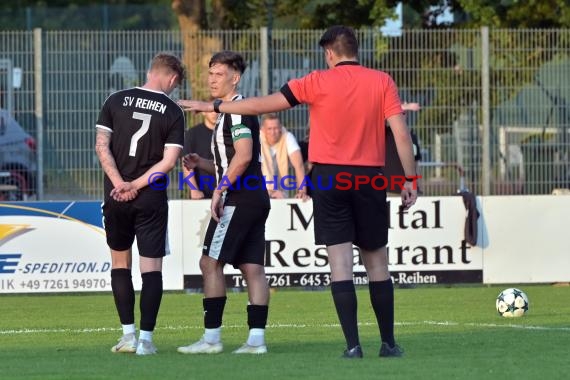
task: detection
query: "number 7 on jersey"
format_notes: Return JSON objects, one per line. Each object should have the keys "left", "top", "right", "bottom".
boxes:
{"left": 129, "top": 112, "right": 152, "bottom": 157}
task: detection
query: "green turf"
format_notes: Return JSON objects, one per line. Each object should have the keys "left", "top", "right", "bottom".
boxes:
{"left": 1, "top": 285, "right": 569, "bottom": 379}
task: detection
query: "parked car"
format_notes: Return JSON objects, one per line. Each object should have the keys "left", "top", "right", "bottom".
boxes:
{"left": 0, "top": 109, "right": 37, "bottom": 200}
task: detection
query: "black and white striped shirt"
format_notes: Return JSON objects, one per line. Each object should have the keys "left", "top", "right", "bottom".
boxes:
{"left": 212, "top": 94, "right": 268, "bottom": 205}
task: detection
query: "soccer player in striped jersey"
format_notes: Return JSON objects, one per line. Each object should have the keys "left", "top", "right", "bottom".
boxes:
{"left": 178, "top": 26, "right": 418, "bottom": 359}
{"left": 177, "top": 51, "right": 271, "bottom": 355}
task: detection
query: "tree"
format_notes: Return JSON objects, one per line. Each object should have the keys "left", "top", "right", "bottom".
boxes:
{"left": 0, "top": 0, "right": 174, "bottom": 30}
{"left": 172, "top": 0, "right": 313, "bottom": 101}
{"left": 172, "top": 0, "right": 215, "bottom": 101}
{"left": 450, "top": 0, "right": 570, "bottom": 28}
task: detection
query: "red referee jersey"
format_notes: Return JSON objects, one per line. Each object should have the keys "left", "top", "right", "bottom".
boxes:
{"left": 281, "top": 62, "right": 402, "bottom": 166}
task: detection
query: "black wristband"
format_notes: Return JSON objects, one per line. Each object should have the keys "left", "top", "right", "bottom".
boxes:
{"left": 405, "top": 176, "right": 415, "bottom": 182}
{"left": 213, "top": 99, "right": 222, "bottom": 113}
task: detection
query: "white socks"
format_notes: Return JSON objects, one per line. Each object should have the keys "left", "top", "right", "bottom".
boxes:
{"left": 139, "top": 330, "right": 153, "bottom": 342}
{"left": 203, "top": 327, "right": 265, "bottom": 346}
{"left": 204, "top": 327, "right": 221, "bottom": 344}
{"left": 122, "top": 324, "right": 136, "bottom": 336}
{"left": 122, "top": 324, "right": 152, "bottom": 343}
{"left": 246, "top": 328, "right": 265, "bottom": 347}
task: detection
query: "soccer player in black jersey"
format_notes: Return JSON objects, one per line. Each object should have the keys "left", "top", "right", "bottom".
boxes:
{"left": 177, "top": 51, "right": 271, "bottom": 355}
{"left": 95, "top": 53, "right": 185, "bottom": 355}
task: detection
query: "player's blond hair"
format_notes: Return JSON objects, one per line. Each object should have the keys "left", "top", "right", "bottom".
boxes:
{"left": 150, "top": 53, "right": 186, "bottom": 85}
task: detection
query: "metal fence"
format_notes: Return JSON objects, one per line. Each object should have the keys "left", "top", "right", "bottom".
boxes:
{"left": 0, "top": 28, "right": 569, "bottom": 201}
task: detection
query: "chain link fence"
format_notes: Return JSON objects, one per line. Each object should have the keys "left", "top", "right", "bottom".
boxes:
{"left": 1, "top": 27, "right": 569, "bottom": 200}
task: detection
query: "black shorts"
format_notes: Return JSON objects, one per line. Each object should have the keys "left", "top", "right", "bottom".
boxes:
{"left": 202, "top": 203, "right": 270, "bottom": 267}
{"left": 102, "top": 190, "right": 169, "bottom": 258}
{"left": 311, "top": 164, "right": 388, "bottom": 250}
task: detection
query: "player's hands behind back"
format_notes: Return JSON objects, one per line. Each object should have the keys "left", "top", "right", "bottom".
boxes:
{"left": 110, "top": 182, "right": 138, "bottom": 202}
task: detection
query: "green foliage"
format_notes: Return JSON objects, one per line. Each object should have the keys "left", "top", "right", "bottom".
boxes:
{"left": 0, "top": 0, "right": 174, "bottom": 30}
{"left": 4, "top": 0, "right": 570, "bottom": 30}
{"left": 451, "top": 0, "right": 570, "bottom": 28}
{"left": 3, "top": 0, "right": 570, "bottom": 30}
{"left": 205, "top": 0, "right": 310, "bottom": 29}
{"left": 208, "top": 0, "right": 401, "bottom": 30}
{"left": 375, "top": 29, "right": 482, "bottom": 136}
{"left": 301, "top": 0, "right": 378, "bottom": 28}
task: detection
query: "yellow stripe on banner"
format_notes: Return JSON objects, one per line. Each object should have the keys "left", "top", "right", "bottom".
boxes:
{"left": 0, "top": 224, "right": 31, "bottom": 241}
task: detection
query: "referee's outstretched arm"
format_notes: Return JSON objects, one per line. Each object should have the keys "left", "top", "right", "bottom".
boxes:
{"left": 179, "top": 92, "right": 291, "bottom": 116}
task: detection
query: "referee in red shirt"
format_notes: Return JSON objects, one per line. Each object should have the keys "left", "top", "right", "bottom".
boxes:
{"left": 180, "top": 25, "right": 418, "bottom": 359}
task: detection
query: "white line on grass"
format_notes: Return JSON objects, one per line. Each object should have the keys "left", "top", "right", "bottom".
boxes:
{"left": 406, "top": 320, "right": 570, "bottom": 331}
{"left": 1, "top": 320, "right": 569, "bottom": 335}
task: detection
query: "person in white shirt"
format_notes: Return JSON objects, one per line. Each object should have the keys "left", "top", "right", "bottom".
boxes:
{"left": 260, "top": 113, "right": 308, "bottom": 199}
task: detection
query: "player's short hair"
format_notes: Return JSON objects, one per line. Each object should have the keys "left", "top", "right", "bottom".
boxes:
{"left": 209, "top": 51, "right": 247, "bottom": 74}
{"left": 318, "top": 25, "right": 359, "bottom": 58}
{"left": 150, "top": 53, "right": 185, "bottom": 84}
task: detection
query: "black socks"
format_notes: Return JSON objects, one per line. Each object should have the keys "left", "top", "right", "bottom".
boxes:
{"left": 369, "top": 279, "right": 395, "bottom": 347}
{"left": 111, "top": 268, "right": 135, "bottom": 325}
{"left": 331, "top": 280, "right": 360, "bottom": 349}
{"left": 203, "top": 296, "right": 227, "bottom": 329}
{"left": 140, "top": 271, "right": 163, "bottom": 332}
{"left": 247, "top": 304, "right": 269, "bottom": 329}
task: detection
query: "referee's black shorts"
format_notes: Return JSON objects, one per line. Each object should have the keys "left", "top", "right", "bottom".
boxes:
{"left": 311, "top": 164, "right": 388, "bottom": 250}
{"left": 202, "top": 203, "right": 270, "bottom": 267}
{"left": 102, "top": 189, "right": 169, "bottom": 258}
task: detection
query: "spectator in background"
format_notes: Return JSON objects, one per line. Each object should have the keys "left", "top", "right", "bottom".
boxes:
{"left": 260, "top": 113, "right": 308, "bottom": 200}
{"left": 182, "top": 105, "right": 217, "bottom": 199}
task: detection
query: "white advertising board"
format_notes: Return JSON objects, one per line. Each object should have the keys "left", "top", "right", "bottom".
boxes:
{"left": 480, "top": 195, "right": 570, "bottom": 284}
{"left": 4, "top": 195, "right": 568, "bottom": 293}
{"left": 181, "top": 196, "right": 484, "bottom": 288}
{"left": 0, "top": 202, "right": 183, "bottom": 293}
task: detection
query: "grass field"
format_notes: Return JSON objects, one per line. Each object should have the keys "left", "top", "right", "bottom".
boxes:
{"left": 1, "top": 285, "right": 569, "bottom": 379}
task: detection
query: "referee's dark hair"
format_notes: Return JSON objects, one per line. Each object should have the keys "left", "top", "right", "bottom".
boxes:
{"left": 209, "top": 50, "right": 247, "bottom": 74}
{"left": 318, "top": 25, "right": 359, "bottom": 58}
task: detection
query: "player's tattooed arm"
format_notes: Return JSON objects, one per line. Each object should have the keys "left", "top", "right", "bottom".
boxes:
{"left": 95, "top": 129, "right": 123, "bottom": 187}
{"left": 95, "top": 129, "right": 137, "bottom": 201}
